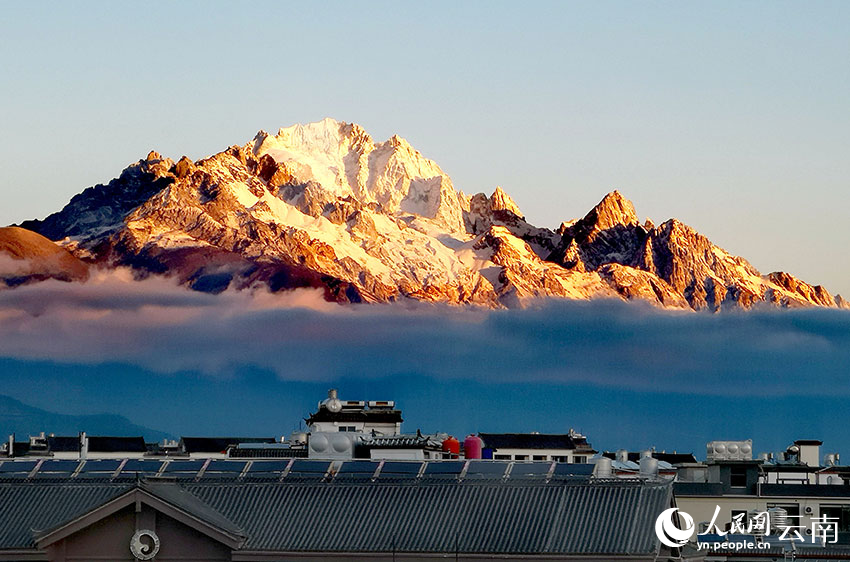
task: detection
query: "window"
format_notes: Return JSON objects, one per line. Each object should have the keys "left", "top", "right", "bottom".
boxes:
{"left": 574, "top": 456, "right": 586, "bottom": 464}
{"left": 514, "top": 455, "right": 528, "bottom": 461}
{"left": 730, "top": 466, "right": 748, "bottom": 487}
{"left": 338, "top": 426, "right": 357, "bottom": 432}
{"left": 494, "top": 454, "right": 511, "bottom": 460}
{"left": 552, "top": 456, "right": 569, "bottom": 463}
{"left": 820, "top": 505, "right": 850, "bottom": 543}
{"left": 729, "top": 510, "right": 748, "bottom": 532}
{"left": 532, "top": 455, "right": 547, "bottom": 461}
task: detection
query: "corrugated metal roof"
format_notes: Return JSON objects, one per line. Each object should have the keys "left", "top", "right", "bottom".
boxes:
{"left": 0, "top": 477, "right": 672, "bottom": 556}
{"left": 0, "top": 481, "right": 131, "bottom": 548}
{"left": 187, "top": 478, "right": 670, "bottom": 554}
{"left": 140, "top": 481, "right": 245, "bottom": 539}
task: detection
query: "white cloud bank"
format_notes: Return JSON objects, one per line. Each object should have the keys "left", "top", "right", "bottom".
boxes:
{"left": 1, "top": 271, "right": 849, "bottom": 395}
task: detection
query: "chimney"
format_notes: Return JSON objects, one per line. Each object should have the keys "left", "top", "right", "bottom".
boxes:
{"left": 794, "top": 439, "right": 823, "bottom": 467}
{"left": 80, "top": 432, "right": 88, "bottom": 460}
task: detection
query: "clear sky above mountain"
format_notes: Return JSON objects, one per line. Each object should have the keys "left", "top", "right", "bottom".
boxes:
{"left": 1, "top": 1, "right": 847, "bottom": 294}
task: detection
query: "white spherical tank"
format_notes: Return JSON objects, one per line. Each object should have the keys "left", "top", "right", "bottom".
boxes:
{"left": 310, "top": 433, "right": 330, "bottom": 454}
{"left": 331, "top": 434, "right": 351, "bottom": 454}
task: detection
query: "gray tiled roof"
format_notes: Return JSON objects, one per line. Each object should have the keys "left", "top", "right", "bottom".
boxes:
{"left": 0, "top": 477, "right": 671, "bottom": 556}
{"left": 0, "top": 481, "right": 132, "bottom": 548}
{"left": 140, "top": 481, "right": 245, "bottom": 539}
{"left": 189, "top": 479, "right": 670, "bottom": 554}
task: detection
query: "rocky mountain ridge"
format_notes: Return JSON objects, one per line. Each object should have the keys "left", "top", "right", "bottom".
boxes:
{"left": 12, "top": 118, "right": 847, "bottom": 311}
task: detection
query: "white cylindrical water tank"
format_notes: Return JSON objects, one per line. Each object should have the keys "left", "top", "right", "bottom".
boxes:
{"left": 594, "top": 456, "right": 613, "bottom": 478}
{"left": 768, "top": 507, "right": 788, "bottom": 532}
{"left": 639, "top": 456, "right": 658, "bottom": 478}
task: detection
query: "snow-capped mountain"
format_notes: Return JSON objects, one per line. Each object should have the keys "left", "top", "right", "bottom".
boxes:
{"left": 13, "top": 118, "right": 847, "bottom": 310}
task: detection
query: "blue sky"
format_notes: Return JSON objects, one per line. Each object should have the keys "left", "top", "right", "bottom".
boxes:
{"left": 1, "top": 2, "right": 848, "bottom": 293}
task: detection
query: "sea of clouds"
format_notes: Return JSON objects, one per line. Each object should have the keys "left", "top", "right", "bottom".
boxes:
{"left": 1, "top": 269, "right": 849, "bottom": 396}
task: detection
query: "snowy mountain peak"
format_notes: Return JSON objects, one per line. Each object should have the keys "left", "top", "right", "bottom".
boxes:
{"left": 490, "top": 186, "right": 523, "bottom": 218}
{"left": 583, "top": 190, "right": 639, "bottom": 231}
{"left": 250, "top": 119, "right": 464, "bottom": 232}
{"left": 15, "top": 119, "right": 848, "bottom": 312}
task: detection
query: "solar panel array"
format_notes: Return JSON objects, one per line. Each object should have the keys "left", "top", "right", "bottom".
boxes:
{"left": 0, "top": 458, "right": 596, "bottom": 482}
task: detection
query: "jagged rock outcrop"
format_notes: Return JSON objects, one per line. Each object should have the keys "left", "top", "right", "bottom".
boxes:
{"left": 470, "top": 226, "right": 616, "bottom": 307}
{"left": 12, "top": 118, "right": 845, "bottom": 311}
{"left": 597, "top": 263, "right": 689, "bottom": 309}
{"left": 551, "top": 190, "right": 649, "bottom": 271}
{"left": 550, "top": 191, "right": 838, "bottom": 311}
{"left": 19, "top": 152, "right": 175, "bottom": 240}
{"left": 465, "top": 187, "right": 559, "bottom": 259}
{"left": 766, "top": 272, "right": 835, "bottom": 308}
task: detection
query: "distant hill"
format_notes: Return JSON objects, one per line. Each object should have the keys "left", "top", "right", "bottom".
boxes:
{"left": 0, "top": 226, "right": 89, "bottom": 287}
{"left": 0, "top": 394, "right": 171, "bottom": 442}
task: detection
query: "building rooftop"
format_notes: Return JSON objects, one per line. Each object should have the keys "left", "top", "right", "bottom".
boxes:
{"left": 0, "top": 474, "right": 674, "bottom": 557}
{"left": 86, "top": 436, "right": 146, "bottom": 453}
{"left": 603, "top": 451, "right": 697, "bottom": 465}
{"left": 46, "top": 436, "right": 79, "bottom": 452}
{"left": 179, "top": 437, "right": 277, "bottom": 454}
{"left": 0, "top": 457, "right": 601, "bottom": 482}
{"left": 305, "top": 409, "right": 403, "bottom": 424}
{"left": 480, "top": 432, "right": 595, "bottom": 452}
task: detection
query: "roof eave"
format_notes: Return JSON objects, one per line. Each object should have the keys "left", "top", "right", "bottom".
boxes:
{"left": 33, "top": 486, "right": 246, "bottom": 551}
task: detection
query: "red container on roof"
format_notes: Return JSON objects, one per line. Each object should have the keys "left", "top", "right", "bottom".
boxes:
{"left": 442, "top": 436, "right": 460, "bottom": 456}
{"left": 464, "top": 435, "right": 483, "bottom": 459}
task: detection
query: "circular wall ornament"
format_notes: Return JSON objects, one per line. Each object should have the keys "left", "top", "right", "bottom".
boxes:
{"left": 130, "top": 529, "right": 160, "bottom": 560}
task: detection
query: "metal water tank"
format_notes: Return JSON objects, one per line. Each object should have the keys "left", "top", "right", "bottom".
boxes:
{"left": 639, "top": 456, "right": 658, "bottom": 478}
{"left": 290, "top": 431, "right": 308, "bottom": 445}
{"left": 748, "top": 510, "right": 767, "bottom": 537}
{"left": 442, "top": 436, "right": 460, "bottom": 457}
{"left": 308, "top": 432, "right": 354, "bottom": 459}
{"left": 594, "top": 456, "right": 613, "bottom": 478}
{"left": 464, "top": 435, "right": 483, "bottom": 459}
{"left": 768, "top": 507, "right": 788, "bottom": 532}
{"left": 309, "top": 433, "right": 330, "bottom": 455}
{"left": 616, "top": 449, "right": 629, "bottom": 463}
